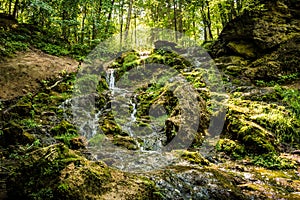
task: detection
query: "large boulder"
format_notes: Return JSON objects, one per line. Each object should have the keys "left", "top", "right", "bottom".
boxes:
{"left": 210, "top": 0, "right": 300, "bottom": 83}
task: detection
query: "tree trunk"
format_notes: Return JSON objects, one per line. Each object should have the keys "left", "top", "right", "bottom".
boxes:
{"left": 173, "top": 0, "right": 177, "bottom": 41}
{"left": 206, "top": 1, "right": 213, "bottom": 40}
{"left": 80, "top": 4, "right": 87, "bottom": 43}
{"left": 8, "top": 0, "right": 12, "bottom": 15}
{"left": 200, "top": 4, "right": 207, "bottom": 41}
{"left": 124, "top": 0, "right": 134, "bottom": 41}
{"left": 178, "top": 0, "right": 183, "bottom": 32}
{"left": 12, "top": 0, "right": 19, "bottom": 20}
{"left": 119, "top": 0, "right": 124, "bottom": 48}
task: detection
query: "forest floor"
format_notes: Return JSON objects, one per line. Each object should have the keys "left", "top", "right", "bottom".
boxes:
{"left": 1, "top": 49, "right": 300, "bottom": 199}
{"left": 0, "top": 48, "right": 78, "bottom": 100}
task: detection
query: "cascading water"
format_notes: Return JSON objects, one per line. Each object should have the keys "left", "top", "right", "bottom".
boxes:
{"left": 107, "top": 69, "right": 115, "bottom": 91}
{"left": 59, "top": 96, "right": 102, "bottom": 140}
{"left": 105, "top": 68, "right": 168, "bottom": 152}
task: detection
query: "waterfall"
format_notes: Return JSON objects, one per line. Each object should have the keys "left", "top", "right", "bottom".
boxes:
{"left": 58, "top": 67, "right": 175, "bottom": 172}
{"left": 59, "top": 97, "right": 102, "bottom": 140}
{"left": 129, "top": 96, "right": 137, "bottom": 122}
{"left": 107, "top": 69, "right": 115, "bottom": 91}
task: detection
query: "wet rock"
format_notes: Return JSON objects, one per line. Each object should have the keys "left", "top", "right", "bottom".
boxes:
{"left": 113, "top": 135, "right": 139, "bottom": 150}
{"left": 150, "top": 166, "right": 247, "bottom": 200}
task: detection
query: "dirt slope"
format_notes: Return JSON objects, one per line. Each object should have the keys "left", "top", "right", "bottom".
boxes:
{"left": 0, "top": 48, "right": 78, "bottom": 100}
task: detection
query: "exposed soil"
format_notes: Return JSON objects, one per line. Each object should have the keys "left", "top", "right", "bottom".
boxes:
{"left": 0, "top": 48, "right": 79, "bottom": 100}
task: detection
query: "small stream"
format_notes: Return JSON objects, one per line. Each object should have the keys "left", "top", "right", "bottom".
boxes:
{"left": 106, "top": 68, "right": 167, "bottom": 152}
{"left": 59, "top": 68, "right": 175, "bottom": 172}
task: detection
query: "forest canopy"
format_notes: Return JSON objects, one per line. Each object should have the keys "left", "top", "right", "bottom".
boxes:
{"left": 0, "top": 0, "right": 263, "bottom": 49}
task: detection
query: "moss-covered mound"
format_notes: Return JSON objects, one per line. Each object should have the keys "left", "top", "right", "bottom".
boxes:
{"left": 216, "top": 96, "right": 299, "bottom": 169}
{"left": 6, "top": 144, "right": 160, "bottom": 200}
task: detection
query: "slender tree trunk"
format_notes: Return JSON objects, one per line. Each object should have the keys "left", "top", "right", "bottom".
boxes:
{"left": 173, "top": 0, "right": 177, "bottom": 41}
{"left": 134, "top": 10, "right": 137, "bottom": 45}
{"left": 200, "top": 4, "right": 207, "bottom": 41}
{"left": 80, "top": 4, "right": 87, "bottom": 43}
{"left": 206, "top": 1, "right": 213, "bottom": 40}
{"left": 124, "top": 0, "right": 133, "bottom": 41}
{"left": 119, "top": 0, "right": 124, "bottom": 48}
{"left": 61, "top": 11, "right": 68, "bottom": 42}
{"left": 178, "top": 0, "right": 183, "bottom": 33}
{"left": 12, "top": 0, "right": 19, "bottom": 19}
{"left": 8, "top": 0, "right": 12, "bottom": 15}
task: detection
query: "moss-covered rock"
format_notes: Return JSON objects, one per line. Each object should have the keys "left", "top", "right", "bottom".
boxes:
{"left": 211, "top": 0, "right": 300, "bottom": 84}
{"left": 113, "top": 135, "right": 139, "bottom": 150}
{"left": 100, "top": 118, "right": 122, "bottom": 135}
{"left": 50, "top": 120, "right": 77, "bottom": 136}
{"left": 176, "top": 150, "right": 210, "bottom": 165}
{"left": 220, "top": 98, "right": 300, "bottom": 157}
{"left": 6, "top": 144, "right": 161, "bottom": 200}
{"left": 9, "top": 102, "right": 32, "bottom": 117}
{"left": 0, "top": 121, "right": 35, "bottom": 146}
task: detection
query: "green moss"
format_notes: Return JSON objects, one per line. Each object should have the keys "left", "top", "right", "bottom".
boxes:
{"left": 20, "top": 119, "right": 39, "bottom": 129}
{"left": 54, "top": 133, "right": 79, "bottom": 148}
{"left": 251, "top": 153, "right": 296, "bottom": 169}
{"left": 227, "top": 41, "right": 256, "bottom": 58}
{"left": 50, "top": 120, "right": 77, "bottom": 136}
{"left": 223, "top": 99, "right": 300, "bottom": 157}
{"left": 113, "top": 135, "right": 138, "bottom": 150}
{"left": 215, "top": 139, "right": 246, "bottom": 159}
{"left": 177, "top": 150, "right": 210, "bottom": 165}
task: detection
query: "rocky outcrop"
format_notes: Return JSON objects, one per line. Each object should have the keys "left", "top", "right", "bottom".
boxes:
{"left": 6, "top": 144, "right": 159, "bottom": 200}
{"left": 210, "top": 0, "right": 300, "bottom": 84}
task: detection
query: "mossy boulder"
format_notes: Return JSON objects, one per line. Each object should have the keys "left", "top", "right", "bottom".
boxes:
{"left": 211, "top": 0, "right": 300, "bottom": 83}
{"left": 6, "top": 144, "right": 161, "bottom": 200}
{"left": 176, "top": 150, "right": 210, "bottom": 165}
{"left": 221, "top": 98, "right": 300, "bottom": 156}
{"left": 113, "top": 135, "right": 139, "bottom": 150}
{"left": 0, "top": 121, "right": 35, "bottom": 146}
{"left": 9, "top": 102, "right": 32, "bottom": 117}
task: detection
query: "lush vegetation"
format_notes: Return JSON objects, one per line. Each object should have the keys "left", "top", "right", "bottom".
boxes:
{"left": 1, "top": 0, "right": 300, "bottom": 199}
{"left": 0, "top": 0, "right": 262, "bottom": 58}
